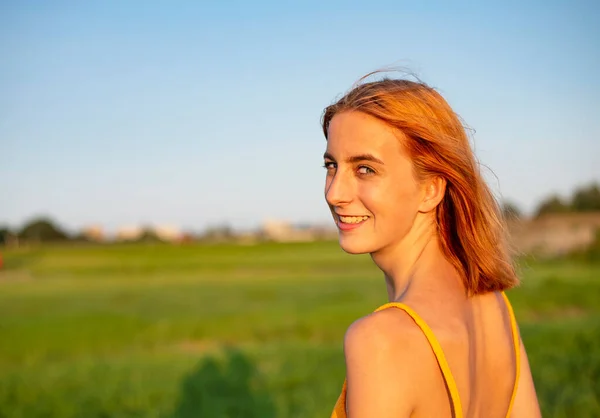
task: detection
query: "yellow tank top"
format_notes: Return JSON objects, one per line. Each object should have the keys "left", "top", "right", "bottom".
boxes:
{"left": 330, "top": 292, "right": 521, "bottom": 418}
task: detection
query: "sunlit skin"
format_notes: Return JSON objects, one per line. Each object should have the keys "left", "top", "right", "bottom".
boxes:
{"left": 324, "top": 111, "right": 541, "bottom": 417}
{"left": 324, "top": 110, "right": 454, "bottom": 301}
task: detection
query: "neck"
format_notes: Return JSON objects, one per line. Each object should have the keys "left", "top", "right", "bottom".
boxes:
{"left": 370, "top": 214, "right": 447, "bottom": 302}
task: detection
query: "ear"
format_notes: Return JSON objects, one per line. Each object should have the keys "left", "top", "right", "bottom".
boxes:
{"left": 418, "top": 176, "right": 446, "bottom": 213}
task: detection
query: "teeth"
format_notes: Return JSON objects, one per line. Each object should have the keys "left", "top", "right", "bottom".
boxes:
{"left": 339, "top": 215, "right": 368, "bottom": 224}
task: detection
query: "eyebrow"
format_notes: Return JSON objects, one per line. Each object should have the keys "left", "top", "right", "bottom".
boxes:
{"left": 323, "top": 152, "right": 385, "bottom": 165}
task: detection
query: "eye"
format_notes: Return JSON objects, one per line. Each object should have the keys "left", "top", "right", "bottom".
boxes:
{"left": 323, "top": 161, "right": 337, "bottom": 170}
{"left": 357, "top": 165, "right": 375, "bottom": 175}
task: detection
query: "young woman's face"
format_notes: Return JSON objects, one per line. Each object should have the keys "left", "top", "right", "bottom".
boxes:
{"left": 324, "top": 111, "right": 425, "bottom": 255}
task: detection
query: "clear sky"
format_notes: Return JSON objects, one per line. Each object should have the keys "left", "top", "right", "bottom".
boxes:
{"left": 1, "top": 0, "right": 599, "bottom": 234}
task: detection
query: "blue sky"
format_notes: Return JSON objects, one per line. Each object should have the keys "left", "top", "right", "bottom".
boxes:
{"left": 1, "top": 0, "right": 599, "bottom": 233}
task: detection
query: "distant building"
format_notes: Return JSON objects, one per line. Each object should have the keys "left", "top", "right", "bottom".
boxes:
{"left": 152, "top": 225, "right": 183, "bottom": 243}
{"left": 115, "top": 226, "right": 144, "bottom": 242}
{"left": 114, "top": 225, "right": 184, "bottom": 243}
{"left": 508, "top": 212, "right": 600, "bottom": 257}
{"left": 261, "top": 219, "right": 337, "bottom": 242}
{"left": 81, "top": 225, "right": 104, "bottom": 242}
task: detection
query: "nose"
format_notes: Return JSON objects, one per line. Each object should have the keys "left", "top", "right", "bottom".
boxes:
{"left": 325, "top": 170, "right": 353, "bottom": 207}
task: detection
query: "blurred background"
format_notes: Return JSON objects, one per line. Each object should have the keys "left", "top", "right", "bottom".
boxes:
{"left": 1, "top": 1, "right": 599, "bottom": 417}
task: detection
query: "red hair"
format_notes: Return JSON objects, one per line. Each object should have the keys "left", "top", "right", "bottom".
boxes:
{"left": 322, "top": 75, "right": 518, "bottom": 295}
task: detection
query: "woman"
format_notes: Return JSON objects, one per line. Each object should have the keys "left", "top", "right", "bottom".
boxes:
{"left": 322, "top": 74, "right": 541, "bottom": 418}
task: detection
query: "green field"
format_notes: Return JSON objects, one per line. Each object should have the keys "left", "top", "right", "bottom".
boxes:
{"left": 0, "top": 241, "right": 599, "bottom": 417}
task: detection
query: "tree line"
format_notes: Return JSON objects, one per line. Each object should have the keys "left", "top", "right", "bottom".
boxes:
{"left": 501, "top": 182, "right": 600, "bottom": 220}
{"left": 534, "top": 182, "right": 600, "bottom": 217}
{"left": 2, "top": 182, "right": 599, "bottom": 245}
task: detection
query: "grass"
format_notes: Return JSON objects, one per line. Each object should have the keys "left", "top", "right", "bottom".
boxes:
{"left": 0, "top": 241, "right": 599, "bottom": 417}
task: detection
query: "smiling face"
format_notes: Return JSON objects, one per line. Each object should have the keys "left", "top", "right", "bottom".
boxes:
{"left": 324, "top": 111, "right": 426, "bottom": 255}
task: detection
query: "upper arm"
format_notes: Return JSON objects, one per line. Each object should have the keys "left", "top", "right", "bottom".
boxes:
{"left": 343, "top": 311, "right": 420, "bottom": 418}
{"left": 510, "top": 336, "right": 542, "bottom": 418}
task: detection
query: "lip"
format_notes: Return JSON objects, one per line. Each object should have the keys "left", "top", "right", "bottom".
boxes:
{"left": 336, "top": 214, "right": 369, "bottom": 231}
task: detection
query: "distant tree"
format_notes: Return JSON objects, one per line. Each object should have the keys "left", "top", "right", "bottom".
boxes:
{"left": 202, "top": 224, "right": 234, "bottom": 242}
{"left": 535, "top": 195, "right": 571, "bottom": 218}
{"left": 571, "top": 183, "right": 600, "bottom": 212}
{"left": 136, "top": 227, "right": 163, "bottom": 243}
{"left": 0, "top": 227, "right": 11, "bottom": 245}
{"left": 19, "top": 218, "right": 69, "bottom": 243}
{"left": 501, "top": 201, "right": 522, "bottom": 221}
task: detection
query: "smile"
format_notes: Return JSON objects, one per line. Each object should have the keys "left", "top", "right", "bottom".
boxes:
{"left": 336, "top": 215, "right": 369, "bottom": 231}
{"left": 339, "top": 215, "right": 368, "bottom": 224}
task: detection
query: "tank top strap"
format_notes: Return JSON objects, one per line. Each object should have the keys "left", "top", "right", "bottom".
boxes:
{"left": 501, "top": 291, "right": 521, "bottom": 417}
{"left": 374, "top": 302, "right": 464, "bottom": 418}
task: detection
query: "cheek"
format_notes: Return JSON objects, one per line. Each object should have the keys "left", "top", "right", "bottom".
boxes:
{"left": 357, "top": 182, "right": 383, "bottom": 212}
{"left": 361, "top": 180, "right": 421, "bottom": 221}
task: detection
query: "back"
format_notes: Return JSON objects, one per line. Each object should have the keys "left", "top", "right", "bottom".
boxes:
{"left": 390, "top": 292, "right": 519, "bottom": 418}
{"left": 408, "top": 291, "right": 519, "bottom": 418}
{"left": 331, "top": 291, "right": 535, "bottom": 418}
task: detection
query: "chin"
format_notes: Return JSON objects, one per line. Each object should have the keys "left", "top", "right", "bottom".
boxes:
{"left": 338, "top": 235, "right": 376, "bottom": 255}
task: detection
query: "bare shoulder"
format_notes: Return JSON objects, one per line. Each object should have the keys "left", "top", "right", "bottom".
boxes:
{"left": 344, "top": 306, "right": 428, "bottom": 357}
{"left": 343, "top": 307, "right": 437, "bottom": 418}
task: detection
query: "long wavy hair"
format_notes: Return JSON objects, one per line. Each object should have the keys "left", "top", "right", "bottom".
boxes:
{"left": 321, "top": 73, "right": 518, "bottom": 295}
